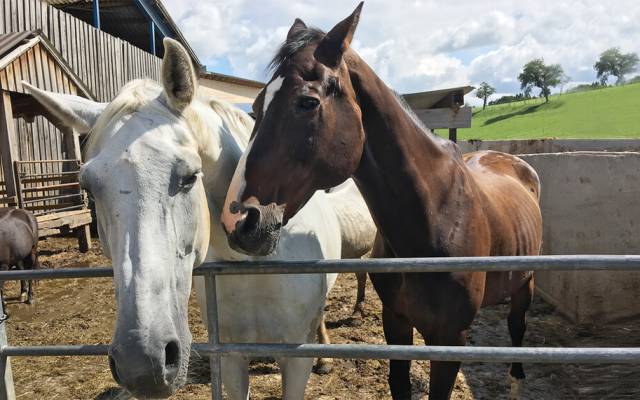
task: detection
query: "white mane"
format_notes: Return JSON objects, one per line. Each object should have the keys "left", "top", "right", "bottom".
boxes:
{"left": 83, "top": 79, "right": 253, "bottom": 158}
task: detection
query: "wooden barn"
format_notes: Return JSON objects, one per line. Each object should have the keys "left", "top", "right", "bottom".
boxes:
{"left": 0, "top": 29, "right": 94, "bottom": 250}
{"left": 0, "top": 0, "right": 265, "bottom": 251}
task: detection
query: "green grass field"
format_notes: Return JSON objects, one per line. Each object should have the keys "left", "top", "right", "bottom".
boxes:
{"left": 458, "top": 82, "right": 640, "bottom": 140}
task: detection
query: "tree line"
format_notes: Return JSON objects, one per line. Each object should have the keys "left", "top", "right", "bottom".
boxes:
{"left": 475, "top": 47, "right": 639, "bottom": 109}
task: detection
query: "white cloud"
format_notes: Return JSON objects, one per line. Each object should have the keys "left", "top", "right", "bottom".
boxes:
{"left": 162, "top": 0, "right": 640, "bottom": 96}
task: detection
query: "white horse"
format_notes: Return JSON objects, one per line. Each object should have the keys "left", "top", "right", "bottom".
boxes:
{"left": 25, "top": 38, "right": 374, "bottom": 399}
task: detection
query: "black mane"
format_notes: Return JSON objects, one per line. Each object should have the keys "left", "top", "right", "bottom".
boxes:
{"left": 268, "top": 27, "right": 325, "bottom": 72}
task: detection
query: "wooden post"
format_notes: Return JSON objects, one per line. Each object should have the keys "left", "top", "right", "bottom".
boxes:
{"left": 77, "top": 225, "right": 91, "bottom": 253}
{"left": 448, "top": 128, "right": 457, "bottom": 143}
{"left": 0, "top": 92, "right": 19, "bottom": 207}
{"left": 0, "top": 300, "right": 17, "bottom": 400}
{"left": 61, "top": 127, "right": 91, "bottom": 252}
{"left": 62, "top": 127, "right": 82, "bottom": 162}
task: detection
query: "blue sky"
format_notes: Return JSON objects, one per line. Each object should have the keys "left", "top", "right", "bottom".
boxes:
{"left": 162, "top": 1, "right": 640, "bottom": 105}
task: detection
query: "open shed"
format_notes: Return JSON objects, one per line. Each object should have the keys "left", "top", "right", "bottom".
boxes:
{"left": 402, "top": 85, "right": 474, "bottom": 142}
{"left": 0, "top": 30, "right": 93, "bottom": 251}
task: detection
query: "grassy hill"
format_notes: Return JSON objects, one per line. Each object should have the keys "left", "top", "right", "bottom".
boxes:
{"left": 459, "top": 82, "right": 640, "bottom": 140}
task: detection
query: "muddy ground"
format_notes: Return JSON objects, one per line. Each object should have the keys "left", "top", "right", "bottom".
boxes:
{"left": 4, "top": 237, "right": 640, "bottom": 399}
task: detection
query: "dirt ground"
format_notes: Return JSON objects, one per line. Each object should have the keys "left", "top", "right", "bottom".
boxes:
{"left": 4, "top": 237, "right": 640, "bottom": 399}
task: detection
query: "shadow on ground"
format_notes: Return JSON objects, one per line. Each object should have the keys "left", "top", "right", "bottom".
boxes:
{"left": 479, "top": 101, "right": 563, "bottom": 126}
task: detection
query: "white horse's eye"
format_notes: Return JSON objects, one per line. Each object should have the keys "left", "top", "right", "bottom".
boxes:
{"left": 180, "top": 171, "right": 202, "bottom": 191}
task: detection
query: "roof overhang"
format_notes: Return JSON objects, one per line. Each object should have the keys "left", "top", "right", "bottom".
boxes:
{"left": 402, "top": 86, "right": 474, "bottom": 110}
{"left": 199, "top": 71, "right": 265, "bottom": 89}
{"left": 0, "top": 30, "right": 95, "bottom": 100}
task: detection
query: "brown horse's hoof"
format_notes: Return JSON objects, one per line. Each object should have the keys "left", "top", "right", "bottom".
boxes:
{"left": 313, "top": 358, "right": 333, "bottom": 375}
{"left": 347, "top": 314, "right": 364, "bottom": 327}
{"left": 349, "top": 305, "right": 365, "bottom": 326}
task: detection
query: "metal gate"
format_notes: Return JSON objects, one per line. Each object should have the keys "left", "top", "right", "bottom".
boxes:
{"left": 2, "top": 255, "right": 640, "bottom": 399}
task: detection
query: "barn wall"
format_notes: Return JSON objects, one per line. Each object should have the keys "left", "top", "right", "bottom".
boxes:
{"left": 519, "top": 152, "right": 640, "bottom": 323}
{"left": 458, "top": 139, "right": 640, "bottom": 154}
{"left": 0, "top": 41, "right": 77, "bottom": 208}
{"left": 0, "top": 0, "right": 162, "bottom": 102}
{"left": 198, "top": 78, "right": 262, "bottom": 104}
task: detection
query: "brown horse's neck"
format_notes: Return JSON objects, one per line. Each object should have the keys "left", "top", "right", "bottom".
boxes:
{"left": 346, "top": 53, "right": 473, "bottom": 257}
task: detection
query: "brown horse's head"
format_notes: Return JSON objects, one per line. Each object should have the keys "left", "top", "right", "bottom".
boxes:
{"left": 221, "top": 3, "right": 365, "bottom": 255}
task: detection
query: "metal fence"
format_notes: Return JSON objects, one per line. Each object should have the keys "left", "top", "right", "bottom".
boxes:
{"left": 2, "top": 254, "right": 640, "bottom": 399}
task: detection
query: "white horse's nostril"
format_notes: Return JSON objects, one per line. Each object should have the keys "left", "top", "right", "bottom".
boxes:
{"left": 164, "top": 341, "right": 180, "bottom": 368}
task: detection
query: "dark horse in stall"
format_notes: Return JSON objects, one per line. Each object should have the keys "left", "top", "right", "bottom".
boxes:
{"left": 221, "top": 4, "right": 543, "bottom": 399}
{"left": 0, "top": 208, "right": 39, "bottom": 306}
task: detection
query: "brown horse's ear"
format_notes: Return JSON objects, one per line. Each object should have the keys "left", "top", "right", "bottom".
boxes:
{"left": 314, "top": 2, "right": 363, "bottom": 68}
{"left": 287, "top": 18, "right": 307, "bottom": 41}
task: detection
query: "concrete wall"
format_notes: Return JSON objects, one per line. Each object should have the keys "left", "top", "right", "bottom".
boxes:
{"left": 458, "top": 139, "right": 640, "bottom": 154}
{"left": 518, "top": 152, "right": 640, "bottom": 323}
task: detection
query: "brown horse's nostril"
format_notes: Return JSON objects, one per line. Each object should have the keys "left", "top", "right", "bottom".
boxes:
{"left": 164, "top": 340, "right": 180, "bottom": 369}
{"left": 227, "top": 203, "right": 283, "bottom": 256}
{"left": 239, "top": 206, "right": 261, "bottom": 234}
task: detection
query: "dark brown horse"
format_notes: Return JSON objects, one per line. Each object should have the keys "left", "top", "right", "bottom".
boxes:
{"left": 221, "top": 4, "right": 542, "bottom": 399}
{"left": 0, "top": 208, "right": 39, "bottom": 306}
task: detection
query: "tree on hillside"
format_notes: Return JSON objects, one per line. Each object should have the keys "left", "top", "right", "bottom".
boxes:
{"left": 518, "top": 59, "right": 565, "bottom": 103}
{"left": 475, "top": 82, "right": 496, "bottom": 110}
{"left": 594, "top": 48, "right": 639, "bottom": 85}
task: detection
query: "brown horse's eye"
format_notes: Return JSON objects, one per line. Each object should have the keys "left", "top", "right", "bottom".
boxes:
{"left": 297, "top": 96, "right": 320, "bottom": 111}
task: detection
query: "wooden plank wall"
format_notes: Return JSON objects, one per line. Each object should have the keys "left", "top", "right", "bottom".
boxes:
{"left": 0, "top": 0, "right": 163, "bottom": 102}
{"left": 0, "top": 0, "right": 163, "bottom": 207}
{"left": 1, "top": 42, "right": 76, "bottom": 206}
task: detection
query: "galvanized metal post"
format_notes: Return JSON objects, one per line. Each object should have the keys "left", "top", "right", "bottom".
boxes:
{"left": 92, "top": 0, "right": 101, "bottom": 30}
{"left": 0, "top": 300, "right": 16, "bottom": 400}
{"left": 205, "top": 274, "right": 223, "bottom": 399}
{"left": 149, "top": 21, "right": 156, "bottom": 56}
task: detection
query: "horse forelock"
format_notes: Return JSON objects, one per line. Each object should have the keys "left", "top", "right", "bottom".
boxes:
{"left": 268, "top": 27, "right": 325, "bottom": 73}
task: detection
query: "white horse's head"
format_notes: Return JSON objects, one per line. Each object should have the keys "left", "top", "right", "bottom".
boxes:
{"left": 25, "top": 39, "right": 251, "bottom": 398}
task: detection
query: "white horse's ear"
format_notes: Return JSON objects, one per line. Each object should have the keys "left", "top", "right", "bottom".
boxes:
{"left": 161, "top": 38, "right": 197, "bottom": 112}
{"left": 22, "top": 81, "right": 107, "bottom": 133}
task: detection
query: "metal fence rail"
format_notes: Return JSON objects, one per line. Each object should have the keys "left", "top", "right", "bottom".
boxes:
{"left": 2, "top": 255, "right": 640, "bottom": 400}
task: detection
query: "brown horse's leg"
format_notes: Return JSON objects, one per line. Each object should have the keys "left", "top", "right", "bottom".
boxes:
{"left": 314, "top": 314, "right": 333, "bottom": 374}
{"left": 426, "top": 331, "right": 466, "bottom": 400}
{"left": 507, "top": 275, "right": 534, "bottom": 399}
{"left": 382, "top": 306, "right": 413, "bottom": 400}
{"left": 351, "top": 272, "right": 367, "bottom": 319}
